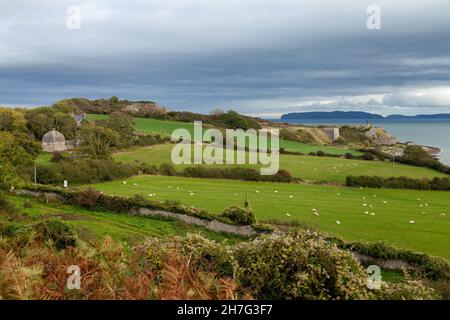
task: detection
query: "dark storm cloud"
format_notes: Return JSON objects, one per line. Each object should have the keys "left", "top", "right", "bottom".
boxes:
{"left": 1, "top": 0, "right": 450, "bottom": 116}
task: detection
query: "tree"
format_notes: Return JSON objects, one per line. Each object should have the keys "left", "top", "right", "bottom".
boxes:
{"left": 25, "top": 107, "right": 78, "bottom": 139}
{"left": 0, "top": 132, "right": 34, "bottom": 165}
{"left": 79, "top": 124, "right": 120, "bottom": 158}
{"left": 210, "top": 108, "right": 225, "bottom": 118}
{"left": 402, "top": 145, "right": 435, "bottom": 163}
{"left": 0, "top": 108, "right": 27, "bottom": 132}
{"left": 97, "top": 111, "right": 135, "bottom": 146}
{"left": 0, "top": 160, "right": 19, "bottom": 190}
{"left": 0, "top": 131, "right": 38, "bottom": 190}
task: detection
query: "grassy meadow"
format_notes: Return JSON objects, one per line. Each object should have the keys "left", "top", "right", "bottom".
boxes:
{"left": 113, "top": 144, "right": 447, "bottom": 183}
{"left": 87, "top": 113, "right": 361, "bottom": 155}
{"left": 88, "top": 175, "right": 450, "bottom": 260}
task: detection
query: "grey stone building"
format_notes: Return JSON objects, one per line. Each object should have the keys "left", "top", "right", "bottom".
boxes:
{"left": 42, "top": 129, "right": 67, "bottom": 152}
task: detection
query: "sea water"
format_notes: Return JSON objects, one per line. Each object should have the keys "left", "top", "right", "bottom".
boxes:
{"left": 271, "top": 119, "right": 450, "bottom": 165}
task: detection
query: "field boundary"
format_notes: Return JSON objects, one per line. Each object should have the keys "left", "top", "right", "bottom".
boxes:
{"left": 14, "top": 189, "right": 257, "bottom": 237}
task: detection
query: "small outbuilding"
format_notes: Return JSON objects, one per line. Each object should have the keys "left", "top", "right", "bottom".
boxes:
{"left": 42, "top": 129, "right": 67, "bottom": 152}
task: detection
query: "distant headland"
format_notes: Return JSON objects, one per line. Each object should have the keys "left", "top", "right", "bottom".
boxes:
{"left": 280, "top": 111, "right": 450, "bottom": 121}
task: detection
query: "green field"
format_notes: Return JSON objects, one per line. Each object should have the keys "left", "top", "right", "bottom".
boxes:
{"left": 87, "top": 113, "right": 361, "bottom": 155}
{"left": 88, "top": 175, "right": 450, "bottom": 259}
{"left": 7, "top": 195, "right": 242, "bottom": 244}
{"left": 113, "top": 144, "right": 447, "bottom": 183}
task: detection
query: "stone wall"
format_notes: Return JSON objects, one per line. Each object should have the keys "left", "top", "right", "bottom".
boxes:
{"left": 352, "top": 252, "right": 417, "bottom": 271}
{"left": 15, "top": 190, "right": 257, "bottom": 237}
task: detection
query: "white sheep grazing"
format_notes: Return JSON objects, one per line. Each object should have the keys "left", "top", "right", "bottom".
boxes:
{"left": 286, "top": 213, "right": 291, "bottom": 217}
{"left": 409, "top": 221, "right": 416, "bottom": 224}
{"left": 336, "top": 220, "right": 341, "bottom": 225}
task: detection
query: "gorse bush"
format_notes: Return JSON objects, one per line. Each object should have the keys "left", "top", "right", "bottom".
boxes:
{"left": 0, "top": 223, "right": 442, "bottom": 300}
{"left": 219, "top": 206, "right": 256, "bottom": 226}
{"left": 32, "top": 219, "right": 77, "bottom": 250}
{"left": 142, "top": 231, "right": 439, "bottom": 300}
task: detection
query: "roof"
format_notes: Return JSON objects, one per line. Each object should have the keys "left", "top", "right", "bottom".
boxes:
{"left": 73, "top": 114, "right": 86, "bottom": 122}
{"left": 42, "top": 129, "right": 65, "bottom": 143}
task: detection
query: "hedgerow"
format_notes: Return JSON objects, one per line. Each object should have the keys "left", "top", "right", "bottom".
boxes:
{"left": 346, "top": 175, "right": 450, "bottom": 191}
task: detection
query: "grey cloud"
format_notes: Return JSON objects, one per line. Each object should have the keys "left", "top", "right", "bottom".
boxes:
{"left": 1, "top": 0, "right": 450, "bottom": 116}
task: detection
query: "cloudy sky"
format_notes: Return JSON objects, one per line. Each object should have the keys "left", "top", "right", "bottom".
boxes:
{"left": 1, "top": 0, "right": 450, "bottom": 117}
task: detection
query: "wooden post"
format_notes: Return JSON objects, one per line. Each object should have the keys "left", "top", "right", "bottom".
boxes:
{"left": 34, "top": 160, "right": 37, "bottom": 184}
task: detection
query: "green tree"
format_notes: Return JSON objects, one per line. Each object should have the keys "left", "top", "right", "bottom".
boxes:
{"left": 25, "top": 107, "right": 78, "bottom": 139}
{"left": 97, "top": 111, "right": 135, "bottom": 146}
{"left": 0, "top": 108, "right": 27, "bottom": 132}
{"left": 80, "top": 124, "right": 120, "bottom": 158}
{"left": 402, "top": 145, "right": 435, "bottom": 163}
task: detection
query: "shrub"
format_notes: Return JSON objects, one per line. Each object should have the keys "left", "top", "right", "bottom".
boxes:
{"left": 345, "top": 153, "right": 355, "bottom": 159}
{"left": 316, "top": 150, "right": 325, "bottom": 157}
{"left": 74, "top": 188, "right": 102, "bottom": 209}
{"left": 181, "top": 166, "right": 295, "bottom": 183}
{"left": 346, "top": 175, "right": 450, "bottom": 191}
{"left": 374, "top": 280, "right": 438, "bottom": 300}
{"left": 362, "top": 152, "right": 375, "bottom": 161}
{"left": 50, "top": 152, "right": 65, "bottom": 163}
{"left": 32, "top": 219, "right": 77, "bottom": 250}
{"left": 252, "top": 223, "right": 275, "bottom": 233}
{"left": 159, "top": 163, "right": 177, "bottom": 176}
{"left": 219, "top": 206, "right": 256, "bottom": 225}
{"left": 23, "top": 199, "right": 33, "bottom": 209}
{"left": 36, "top": 158, "right": 140, "bottom": 185}
{"left": 0, "top": 192, "right": 14, "bottom": 213}
{"left": 341, "top": 241, "right": 450, "bottom": 281}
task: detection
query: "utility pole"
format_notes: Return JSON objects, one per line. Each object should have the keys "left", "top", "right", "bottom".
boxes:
{"left": 34, "top": 160, "right": 37, "bottom": 184}
{"left": 244, "top": 191, "right": 249, "bottom": 208}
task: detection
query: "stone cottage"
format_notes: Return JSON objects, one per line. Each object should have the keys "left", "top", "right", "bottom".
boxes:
{"left": 42, "top": 129, "right": 67, "bottom": 152}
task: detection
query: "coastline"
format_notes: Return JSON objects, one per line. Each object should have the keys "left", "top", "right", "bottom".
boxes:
{"left": 269, "top": 118, "right": 448, "bottom": 163}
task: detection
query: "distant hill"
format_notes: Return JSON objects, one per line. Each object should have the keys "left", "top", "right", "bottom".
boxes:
{"left": 281, "top": 111, "right": 450, "bottom": 120}
{"left": 386, "top": 114, "right": 450, "bottom": 120}
{"left": 281, "top": 111, "right": 383, "bottom": 120}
